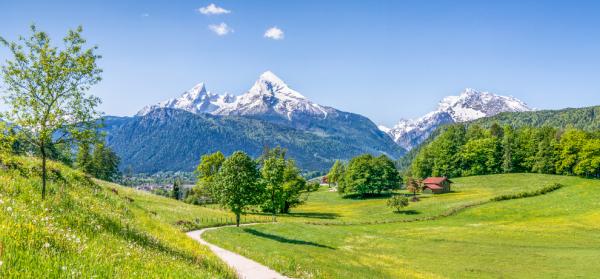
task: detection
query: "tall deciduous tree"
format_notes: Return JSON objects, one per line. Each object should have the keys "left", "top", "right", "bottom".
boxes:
{"left": 195, "top": 151, "right": 225, "bottom": 199}
{"left": 327, "top": 160, "right": 345, "bottom": 187}
{"left": 214, "top": 151, "right": 264, "bottom": 226}
{"left": 260, "top": 148, "right": 287, "bottom": 218}
{"left": 0, "top": 25, "right": 102, "bottom": 199}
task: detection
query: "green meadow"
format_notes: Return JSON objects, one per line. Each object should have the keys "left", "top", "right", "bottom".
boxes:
{"left": 204, "top": 174, "right": 600, "bottom": 278}
{"left": 0, "top": 154, "right": 237, "bottom": 278}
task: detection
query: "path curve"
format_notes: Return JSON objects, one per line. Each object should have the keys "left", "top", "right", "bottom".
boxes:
{"left": 187, "top": 224, "right": 291, "bottom": 279}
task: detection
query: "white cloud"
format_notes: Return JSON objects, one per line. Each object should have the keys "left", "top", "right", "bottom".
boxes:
{"left": 264, "top": 26, "right": 284, "bottom": 40}
{"left": 209, "top": 22, "right": 233, "bottom": 36}
{"left": 199, "top": 3, "right": 231, "bottom": 15}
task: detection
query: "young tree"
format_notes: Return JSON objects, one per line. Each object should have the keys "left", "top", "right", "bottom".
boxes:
{"left": 0, "top": 25, "right": 102, "bottom": 199}
{"left": 406, "top": 177, "right": 421, "bottom": 198}
{"left": 172, "top": 178, "right": 181, "bottom": 200}
{"left": 387, "top": 195, "right": 409, "bottom": 213}
{"left": 214, "top": 151, "right": 264, "bottom": 226}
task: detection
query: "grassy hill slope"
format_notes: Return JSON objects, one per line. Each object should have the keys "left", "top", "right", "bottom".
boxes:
{"left": 0, "top": 154, "right": 235, "bottom": 278}
{"left": 204, "top": 174, "right": 600, "bottom": 278}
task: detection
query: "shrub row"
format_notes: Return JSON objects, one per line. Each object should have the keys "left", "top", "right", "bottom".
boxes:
{"left": 490, "top": 183, "right": 563, "bottom": 202}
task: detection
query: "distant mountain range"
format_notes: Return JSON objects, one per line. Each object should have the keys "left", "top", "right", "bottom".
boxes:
{"left": 103, "top": 71, "right": 404, "bottom": 173}
{"left": 379, "top": 88, "right": 531, "bottom": 150}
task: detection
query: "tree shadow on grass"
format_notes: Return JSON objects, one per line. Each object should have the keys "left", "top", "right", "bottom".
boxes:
{"left": 243, "top": 228, "right": 335, "bottom": 250}
{"left": 342, "top": 192, "right": 394, "bottom": 200}
{"left": 393, "top": 209, "right": 420, "bottom": 215}
{"left": 283, "top": 212, "right": 340, "bottom": 219}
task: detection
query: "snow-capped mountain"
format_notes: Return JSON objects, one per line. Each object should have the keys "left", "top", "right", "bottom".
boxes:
{"left": 214, "top": 71, "right": 336, "bottom": 120}
{"left": 382, "top": 88, "right": 531, "bottom": 150}
{"left": 137, "top": 83, "right": 235, "bottom": 116}
{"left": 119, "top": 71, "right": 406, "bottom": 173}
{"left": 137, "top": 71, "right": 335, "bottom": 120}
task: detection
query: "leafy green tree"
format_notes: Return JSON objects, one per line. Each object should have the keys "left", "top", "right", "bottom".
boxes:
{"left": 260, "top": 148, "right": 286, "bottom": 217}
{"left": 501, "top": 125, "right": 516, "bottom": 173}
{"left": 214, "top": 151, "right": 264, "bottom": 226}
{"left": 259, "top": 147, "right": 307, "bottom": 214}
{"left": 340, "top": 154, "right": 400, "bottom": 197}
{"left": 555, "top": 129, "right": 588, "bottom": 175}
{"left": 574, "top": 139, "right": 600, "bottom": 178}
{"left": 0, "top": 25, "right": 102, "bottom": 199}
{"left": 387, "top": 195, "right": 409, "bottom": 213}
{"left": 327, "top": 160, "right": 346, "bottom": 186}
{"left": 90, "top": 143, "right": 121, "bottom": 182}
{"left": 280, "top": 159, "right": 307, "bottom": 213}
{"left": 76, "top": 141, "right": 94, "bottom": 174}
{"left": 194, "top": 151, "right": 225, "bottom": 200}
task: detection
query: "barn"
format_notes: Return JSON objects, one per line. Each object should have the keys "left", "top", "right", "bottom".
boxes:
{"left": 422, "top": 177, "right": 452, "bottom": 194}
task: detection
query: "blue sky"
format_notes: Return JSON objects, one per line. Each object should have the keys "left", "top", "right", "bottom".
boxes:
{"left": 2, "top": 0, "right": 600, "bottom": 126}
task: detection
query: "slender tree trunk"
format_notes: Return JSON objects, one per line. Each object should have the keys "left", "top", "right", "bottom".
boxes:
{"left": 235, "top": 213, "right": 240, "bottom": 227}
{"left": 41, "top": 143, "right": 47, "bottom": 200}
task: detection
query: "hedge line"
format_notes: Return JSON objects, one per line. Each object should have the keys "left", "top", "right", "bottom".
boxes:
{"left": 490, "top": 183, "right": 563, "bottom": 202}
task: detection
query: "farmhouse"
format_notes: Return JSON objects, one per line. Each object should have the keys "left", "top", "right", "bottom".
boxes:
{"left": 422, "top": 177, "right": 452, "bottom": 194}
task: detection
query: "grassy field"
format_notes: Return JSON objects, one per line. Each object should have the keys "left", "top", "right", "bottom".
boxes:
{"left": 280, "top": 174, "right": 566, "bottom": 224}
{"left": 0, "top": 154, "right": 236, "bottom": 278}
{"left": 204, "top": 174, "right": 600, "bottom": 278}
{"left": 102, "top": 181, "right": 273, "bottom": 231}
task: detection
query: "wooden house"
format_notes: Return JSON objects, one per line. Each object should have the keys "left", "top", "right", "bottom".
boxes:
{"left": 422, "top": 177, "right": 452, "bottom": 194}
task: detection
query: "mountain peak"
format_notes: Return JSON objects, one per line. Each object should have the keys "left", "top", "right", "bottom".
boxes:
{"left": 258, "top": 71, "right": 285, "bottom": 85}
{"left": 384, "top": 88, "right": 531, "bottom": 150}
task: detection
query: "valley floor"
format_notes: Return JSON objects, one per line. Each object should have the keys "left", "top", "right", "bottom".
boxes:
{"left": 203, "top": 174, "right": 600, "bottom": 278}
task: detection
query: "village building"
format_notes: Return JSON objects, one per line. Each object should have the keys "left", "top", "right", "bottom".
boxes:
{"left": 422, "top": 177, "right": 452, "bottom": 194}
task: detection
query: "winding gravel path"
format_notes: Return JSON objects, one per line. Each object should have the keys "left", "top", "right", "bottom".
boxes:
{"left": 187, "top": 224, "right": 290, "bottom": 279}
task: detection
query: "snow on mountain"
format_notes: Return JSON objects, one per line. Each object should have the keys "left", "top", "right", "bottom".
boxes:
{"left": 137, "top": 83, "right": 235, "bottom": 116}
{"left": 137, "top": 71, "right": 335, "bottom": 120}
{"left": 214, "top": 71, "right": 335, "bottom": 120}
{"left": 383, "top": 88, "right": 531, "bottom": 150}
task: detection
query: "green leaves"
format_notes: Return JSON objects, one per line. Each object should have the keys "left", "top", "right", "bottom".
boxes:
{"left": 337, "top": 154, "right": 401, "bottom": 198}
{"left": 387, "top": 195, "right": 409, "bottom": 213}
{"left": 1, "top": 25, "right": 103, "bottom": 197}
{"left": 411, "top": 123, "right": 600, "bottom": 179}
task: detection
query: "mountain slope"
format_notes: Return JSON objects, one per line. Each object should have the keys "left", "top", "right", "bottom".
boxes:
{"left": 103, "top": 109, "right": 404, "bottom": 173}
{"left": 383, "top": 88, "right": 531, "bottom": 150}
{"left": 398, "top": 105, "right": 600, "bottom": 173}
{"left": 110, "top": 71, "right": 403, "bottom": 173}
{"left": 0, "top": 153, "right": 235, "bottom": 278}
{"left": 470, "top": 105, "right": 600, "bottom": 130}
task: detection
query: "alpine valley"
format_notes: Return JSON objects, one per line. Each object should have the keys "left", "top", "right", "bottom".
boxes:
{"left": 102, "top": 71, "right": 405, "bottom": 173}
{"left": 102, "top": 72, "right": 537, "bottom": 174}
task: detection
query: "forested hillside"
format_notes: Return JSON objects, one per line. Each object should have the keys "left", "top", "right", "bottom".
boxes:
{"left": 402, "top": 105, "right": 600, "bottom": 174}
{"left": 410, "top": 124, "right": 600, "bottom": 178}
{"left": 471, "top": 105, "right": 600, "bottom": 130}
{"left": 103, "top": 109, "right": 404, "bottom": 173}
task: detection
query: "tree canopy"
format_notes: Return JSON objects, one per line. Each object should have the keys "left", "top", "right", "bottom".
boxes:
{"left": 335, "top": 154, "right": 401, "bottom": 198}
{"left": 1, "top": 25, "right": 102, "bottom": 198}
{"left": 411, "top": 124, "right": 600, "bottom": 179}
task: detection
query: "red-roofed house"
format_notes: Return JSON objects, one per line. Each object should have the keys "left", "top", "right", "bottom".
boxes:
{"left": 422, "top": 177, "right": 452, "bottom": 194}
